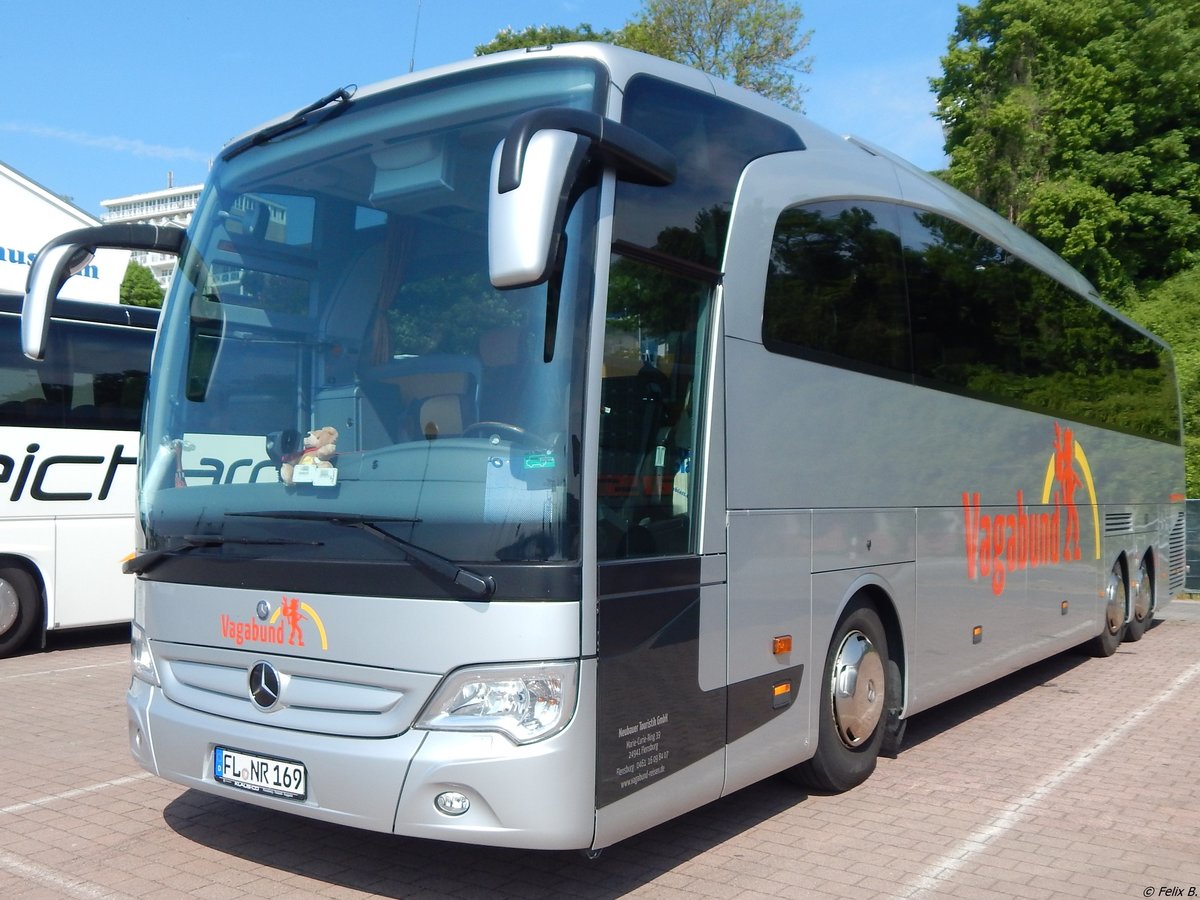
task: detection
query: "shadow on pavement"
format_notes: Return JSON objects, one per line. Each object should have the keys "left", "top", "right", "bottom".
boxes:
{"left": 164, "top": 775, "right": 811, "bottom": 899}
{"left": 161, "top": 610, "right": 1195, "bottom": 896}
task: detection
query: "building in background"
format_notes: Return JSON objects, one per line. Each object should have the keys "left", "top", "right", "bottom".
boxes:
{"left": 101, "top": 178, "right": 202, "bottom": 291}
{"left": 0, "top": 162, "right": 130, "bottom": 303}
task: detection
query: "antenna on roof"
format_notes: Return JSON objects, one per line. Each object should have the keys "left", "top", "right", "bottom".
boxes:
{"left": 409, "top": 0, "right": 422, "bottom": 73}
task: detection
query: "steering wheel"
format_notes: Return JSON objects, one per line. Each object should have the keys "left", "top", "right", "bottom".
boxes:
{"left": 463, "top": 421, "right": 550, "bottom": 448}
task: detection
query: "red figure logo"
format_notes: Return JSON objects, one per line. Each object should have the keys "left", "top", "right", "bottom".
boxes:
{"left": 1052, "top": 423, "right": 1082, "bottom": 562}
{"left": 279, "top": 596, "right": 306, "bottom": 647}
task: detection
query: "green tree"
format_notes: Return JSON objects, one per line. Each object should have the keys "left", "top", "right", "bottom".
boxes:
{"left": 475, "top": 0, "right": 811, "bottom": 110}
{"left": 1127, "top": 267, "right": 1200, "bottom": 494}
{"left": 474, "top": 24, "right": 619, "bottom": 56}
{"left": 120, "top": 260, "right": 164, "bottom": 308}
{"left": 624, "top": 0, "right": 812, "bottom": 110}
{"left": 932, "top": 0, "right": 1200, "bottom": 307}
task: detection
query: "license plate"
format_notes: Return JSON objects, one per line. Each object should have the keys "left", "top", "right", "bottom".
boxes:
{"left": 214, "top": 746, "right": 307, "bottom": 800}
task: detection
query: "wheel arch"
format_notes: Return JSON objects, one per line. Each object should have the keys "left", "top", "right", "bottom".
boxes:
{"left": 832, "top": 574, "right": 908, "bottom": 713}
{"left": 0, "top": 553, "right": 49, "bottom": 654}
{"left": 1112, "top": 550, "right": 1131, "bottom": 620}
{"left": 1138, "top": 545, "right": 1156, "bottom": 614}
{"left": 1086, "top": 552, "right": 1130, "bottom": 656}
{"left": 0, "top": 553, "right": 48, "bottom": 606}
{"left": 1123, "top": 544, "right": 1157, "bottom": 643}
{"left": 788, "top": 570, "right": 909, "bottom": 791}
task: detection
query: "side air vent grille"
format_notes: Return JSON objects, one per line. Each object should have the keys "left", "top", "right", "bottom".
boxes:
{"left": 1168, "top": 510, "right": 1186, "bottom": 595}
{"left": 1104, "top": 511, "right": 1134, "bottom": 535}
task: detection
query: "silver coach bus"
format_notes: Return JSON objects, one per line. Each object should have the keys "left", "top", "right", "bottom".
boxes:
{"left": 23, "top": 44, "right": 1185, "bottom": 851}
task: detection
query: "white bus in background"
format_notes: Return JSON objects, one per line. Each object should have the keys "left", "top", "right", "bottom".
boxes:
{"left": 0, "top": 293, "right": 157, "bottom": 656}
{"left": 22, "top": 44, "right": 1186, "bottom": 851}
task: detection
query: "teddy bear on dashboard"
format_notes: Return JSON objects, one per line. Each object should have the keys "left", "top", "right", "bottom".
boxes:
{"left": 280, "top": 425, "right": 339, "bottom": 486}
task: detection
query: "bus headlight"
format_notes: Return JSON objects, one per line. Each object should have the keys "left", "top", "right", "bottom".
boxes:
{"left": 130, "top": 583, "right": 159, "bottom": 686}
{"left": 130, "top": 623, "right": 160, "bottom": 686}
{"left": 415, "top": 661, "right": 578, "bottom": 745}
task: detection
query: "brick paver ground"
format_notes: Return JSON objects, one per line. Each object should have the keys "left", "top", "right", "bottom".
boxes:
{"left": 2, "top": 603, "right": 1198, "bottom": 900}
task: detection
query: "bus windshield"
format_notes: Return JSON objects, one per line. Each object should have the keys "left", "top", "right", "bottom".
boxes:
{"left": 139, "top": 60, "right": 605, "bottom": 580}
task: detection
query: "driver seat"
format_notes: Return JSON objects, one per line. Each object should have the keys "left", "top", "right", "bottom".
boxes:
{"left": 478, "top": 326, "right": 527, "bottom": 425}
{"left": 414, "top": 393, "right": 467, "bottom": 439}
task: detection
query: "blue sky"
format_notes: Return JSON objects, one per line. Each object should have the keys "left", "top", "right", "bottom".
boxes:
{"left": 2, "top": 1, "right": 968, "bottom": 217}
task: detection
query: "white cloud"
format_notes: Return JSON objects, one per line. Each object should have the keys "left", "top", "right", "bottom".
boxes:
{"left": 0, "top": 122, "right": 209, "bottom": 164}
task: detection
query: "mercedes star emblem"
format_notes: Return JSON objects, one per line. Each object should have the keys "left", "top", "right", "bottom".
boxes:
{"left": 248, "top": 661, "right": 281, "bottom": 711}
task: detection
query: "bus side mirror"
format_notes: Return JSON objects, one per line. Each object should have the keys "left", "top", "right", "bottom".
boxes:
{"left": 22, "top": 223, "right": 186, "bottom": 360}
{"left": 488, "top": 108, "right": 676, "bottom": 290}
{"left": 22, "top": 242, "right": 95, "bottom": 360}
{"left": 488, "top": 128, "right": 588, "bottom": 289}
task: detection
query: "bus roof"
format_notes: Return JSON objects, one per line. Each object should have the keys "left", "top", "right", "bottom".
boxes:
{"left": 0, "top": 292, "right": 159, "bottom": 329}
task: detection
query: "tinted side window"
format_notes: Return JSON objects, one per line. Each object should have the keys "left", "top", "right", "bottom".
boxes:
{"left": 1008, "top": 248, "right": 1180, "bottom": 444}
{"left": 617, "top": 75, "right": 804, "bottom": 271}
{"left": 598, "top": 255, "right": 712, "bottom": 560}
{"left": 903, "top": 210, "right": 1024, "bottom": 400}
{"left": 763, "top": 201, "right": 910, "bottom": 378}
{"left": 901, "top": 207, "right": 1180, "bottom": 444}
{"left": 758, "top": 202, "right": 1180, "bottom": 444}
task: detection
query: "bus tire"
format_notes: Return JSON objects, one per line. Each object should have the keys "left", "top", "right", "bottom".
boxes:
{"left": 1123, "top": 555, "right": 1152, "bottom": 643}
{"left": 791, "top": 601, "right": 889, "bottom": 793}
{"left": 0, "top": 565, "right": 41, "bottom": 658}
{"left": 1086, "top": 561, "right": 1127, "bottom": 657}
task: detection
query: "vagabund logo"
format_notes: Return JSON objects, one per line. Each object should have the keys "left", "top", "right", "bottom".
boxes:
{"left": 220, "top": 596, "right": 329, "bottom": 650}
{"left": 962, "top": 423, "right": 1100, "bottom": 596}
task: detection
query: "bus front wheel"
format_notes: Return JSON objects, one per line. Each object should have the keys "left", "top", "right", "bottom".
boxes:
{"left": 0, "top": 565, "right": 40, "bottom": 658}
{"left": 789, "top": 602, "right": 889, "bottom": 793}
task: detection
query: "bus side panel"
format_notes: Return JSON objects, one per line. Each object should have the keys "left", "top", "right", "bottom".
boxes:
{"left": 1160, "top": 502, "right": 1187, "bottom": 606}
{"left": 911, "top": 501, "right": 1096, "bottom": 714}
{"left": 592, "top": 744, "right": 725, "bottom": 850}
{"left": 593, "top": 558, "right": 725, "bottom": 833}
{"left": 54, "top": 516, "right": 135, "bottom": 629}
{"left": 0, "top": 427, "right": 140, "bottom": 632}
{"left": 592, "top": 561, "right": 724, "bottom": 849}
{"left": 0, "top": 518, "right": 54, "bottom": 623}
{"left": 1025, "top": 526, "right": 1100, "bottom": 648}
{"left": 723, "top": 509, "right": 812, "bottom": 794}
{"left": 810, "top": 562, "right": 916, "bottom": 712}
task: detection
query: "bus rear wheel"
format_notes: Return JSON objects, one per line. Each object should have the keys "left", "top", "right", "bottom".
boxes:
{"left": 0, "top": 565, "right": 40, "bottom": 658}
{"left": 1123, "top": 555, "right": 1152, "bottom": 643}
{"left": 790, "top": 602, "right": 889, "bottom": 793}
{"left": 1087, "top": 562, "right": 1127, "bottom": 657}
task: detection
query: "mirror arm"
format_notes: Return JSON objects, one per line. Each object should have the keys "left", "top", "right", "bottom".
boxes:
{"left": 31, "top": 222, "right": 187, "bottom": 257}
{"left": 22, "top": 223, "right": 187, "bottom": 361}
{"left": 497, "top": 108, "right": 676, "bottom": 194}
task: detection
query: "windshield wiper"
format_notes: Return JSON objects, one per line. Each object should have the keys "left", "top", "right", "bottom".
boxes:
{"left": 221, "top": 85, "right": 356, "bottom": 162}
{"left": 228, "top": 511, "right": 497, "bottom": 600}
{"left": 123, "top": 534, "right": 323, "bottom": 576}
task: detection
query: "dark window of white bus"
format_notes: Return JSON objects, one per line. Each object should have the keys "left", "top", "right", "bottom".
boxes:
{"left": 0, "top": 300, "right": 155, "bottom": 431}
